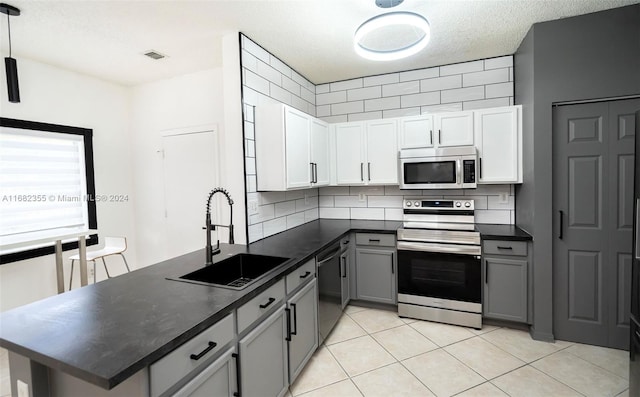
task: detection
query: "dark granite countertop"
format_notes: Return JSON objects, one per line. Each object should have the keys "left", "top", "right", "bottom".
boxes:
{"left": 0, "top": 219, "right": 400, "bottom": 390}
{"left": 475, "top": 224, "right": 533, "bottom": 241}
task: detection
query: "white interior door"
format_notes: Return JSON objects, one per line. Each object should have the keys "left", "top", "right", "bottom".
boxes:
{"left": 162, "top": 126, "right": 219, "bottom": 259}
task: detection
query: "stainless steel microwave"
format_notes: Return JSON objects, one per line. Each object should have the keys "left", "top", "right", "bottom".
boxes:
{"left": 398, "top": 146, "right": 477, "bottom": 189}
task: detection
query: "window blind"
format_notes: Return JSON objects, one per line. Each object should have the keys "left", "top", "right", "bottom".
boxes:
{"left": 0, "top": 126, "right": 89, "bottom": 238}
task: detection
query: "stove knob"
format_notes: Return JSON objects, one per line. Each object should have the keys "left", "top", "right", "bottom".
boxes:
{"left": 414, "top": 201, "right": 420, "bottom": 207}
{"left": 406, "top": 201, "right": 412, "bottom": 207}
{"left": 455, "top": 201, "right": 462, "bottom": 207}
{"left": 465, "top": 202, "right": 471, "bottom": 208}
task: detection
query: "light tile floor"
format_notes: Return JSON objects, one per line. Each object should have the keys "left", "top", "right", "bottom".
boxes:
{"left": 290, "top": 305, "right": 630, "bottom": 397}
{"left": 0, "top": 305, "right": 631, "bottom": 397}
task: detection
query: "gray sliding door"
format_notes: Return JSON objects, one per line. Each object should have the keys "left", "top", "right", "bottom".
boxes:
{"left": 553, "top": 98, "right": 639, "bottom": 350}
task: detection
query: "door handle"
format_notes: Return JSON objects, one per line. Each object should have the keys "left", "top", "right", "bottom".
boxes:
{"left": 259, "top": 297, "right": 276, "bottom": 309}
{"left": 190, "top": 341, "right": 217, "bottom": 360}
{"left": 314, "top": 163, "right": 318, "bottom": 183}
{"left": 456, "top": 159, "right": 461, "bottom": 184}
{"left": 485, "top": 260, "right": 488, "bottom": 284}
{"left": 341, "top": 257, "right": 347, "bottom": 278}
{"left": 368, "top": 162, "right": 371, "bottom": 181}
{"left": 430, "top": 130, "right": 433, "bottom": 145}
{"left": 479, "top": 158, "right": 482, "bottom": 179}
{"left": 291, "top": 303, "right": 298, "bottom": 336}
{"left": 299, "top": 271, "right": 311, "bottom": 279}
{"left": 310, "top": 163, "right": 314, "bottom": 184}
{"left": 232, "top": 353, "right": 241, "bottom": 397}
{"left": 360, "top": 163, "right": 364, "bottom": 182}
{"left": 559, "top": 210, "right": 564, "bottom": 240}
{"left": 285, "top": 307, "right": 292, "bottom": 341}
{"left": 438, "top": 129, "right": 441, "bottom": 144}
{"left": 391, "top": 253, "right": 394, "bottom": 274}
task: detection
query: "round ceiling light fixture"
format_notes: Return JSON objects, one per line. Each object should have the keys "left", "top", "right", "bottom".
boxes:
{"left": 354, "top": 11, "right": 430, "bottom": 61}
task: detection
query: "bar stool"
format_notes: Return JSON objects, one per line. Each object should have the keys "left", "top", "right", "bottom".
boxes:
{"left": 69, "top": 237, "right": 131, "bottom": 289}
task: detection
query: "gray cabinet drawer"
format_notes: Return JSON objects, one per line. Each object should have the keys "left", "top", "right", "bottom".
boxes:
{"left": 150, "top": 313, "right": 235, "bottom": 397}
{"left": 238, "top": 278, "right": 286, "bottom": 332}
{"left": 355, "top": 233, "right": 395, "bottom": 247}
{"left": 483, "top": 240, "right": 527, "bottom": 256}
{"left": 286, "top": 259, "right": 316, "bottom": 294}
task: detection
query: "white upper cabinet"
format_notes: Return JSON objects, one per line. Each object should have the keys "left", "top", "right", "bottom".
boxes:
{"left": 255, "top": 103, "right": 328, "bottom": 191}
{"left": 398, "top": 115, "right": 434, "bottom": 149}
{"left": 474, "top": 105, "right": 522, "bottom": 184}
{"left": 334, "top": 119, "right": 398, "bottom": 185}
{"left": 434, "top": 110, "right": 474, "bottom": 147}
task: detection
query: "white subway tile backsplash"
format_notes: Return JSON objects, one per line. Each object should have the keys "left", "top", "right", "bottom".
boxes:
{"left": 320, "top": 207, "right": 350, "bottom": 219}
{"left": 364, "top": 73, "right": 400, "bottom": 86}
{"left": 509, "top": 67, "right": 514, "bottom": 82}
{"left": 367, "top": 195, "right": 403, "bottom": 208}
{"left": 242, "top": 87, "right": 259, "bottom": 106}
{"left": 281, "top": 75, "right": 301, "bottom": 96}
{"left": 382, "top": 81, "right": 420, "bottom": 97}
{"left": 320, "top": 115, "right": 348, "bottom": 123}
{"left": 275, "top": 200, "right": 296, "bottom": 217}
{"left": 484, "top": 56, "right": 513, "bottom": 70}
{"left": 348, "top": 86, "right": 382, "bottom": 101}
{"left": 420, "top": 75, "right": 462, "bottom": 92}
{"left": 475, "top": 210, "right": 511, "bottom": 224}
{"left": 485, "top": 82, "right": 513, "bottom": 98}
{"left": 244, "top": 121, "right": 255, "bottom": 139}
{"left": 331, "top": 101, "right": 364, "bottom": 115}
{"left": 383, "top": 107, "right": 421, "bottom": 118}
{"left": 291, "top": 70, "right": 313, "bottom": 90}
{"left": 300, "top": 87, "right": 316, "bottom": 105}
{"left": 245, "top": 157, "right": 256, "bottom": 175}
{"left": 441, "top": 86, "right": 484, "bottom": 103}
{"left": 270, "top": 56, "right": 292, "bottom": 78}
{"left": 365, "top": 96, "right": 400, "bottom": 112}
{"left": 335, "top": 195, "right": 367, "bottom": 208}
{"left": 463, "top": 97, "right": 510, "bottom": 110}
{"left": 421, "top": 103, "right": 463, "bottom": 113}
{"left": 462, "top": 68, "right": 509, "bottom": 87}
{"left": 305, "top": 208, "right": 319, "bottom": 222}
{"left": 270, "top": 83, "right": 292, "bottom": 105}
{"left": 319, "top": 196, "right": 334, "bottom": 207}
{"left": 246, "top": 176, "right": 256, "bottom": 193}
{"left": 440, "top": 60, "right": 484, "bottom": 76}
{"left": 317, "top": 90, "right": 347, "bottom": 105}
{"left": 249, "top": 203, "right": 275, "bottom": 224}
{"left": 248, "top": 223, "right": 263, "bottom": 243}
{"left": 295, "top": 196, "right": 319, "bottom": 211}
{"left": 349, "top": 186, "right": 386, "bottom": 196}
{"left": 245, "top": 70, "right": 270, "bottom": 95}
{"left": 350, "top": 208, "right": 385, "bottom": 220}
{"left": 285, "top": 190, "right": 305, "bottom": 200}
{"left": 348, "top": 111, "right": 383, "bottom": 122}
{"left": 331, "top": 79, "right": 363, "bottom": 91}
{"left": 241, "top": 50, "right": 258, "bottom": 73}
{"left": 316, "top": 84, "right": 330, "bottom": 94}
{"left": 316, "top": 105, "right": 331, "bottom": 117}
{"left": 320, "top": 186, "right": 350, "bottom": 196}
{"left": 401, "top": 91, "right": 440, "bottom": 107}
{"left": 286, "top": 212, "right": 306, "bottom": 228}
{"left": 257, "top": 60, "right": 283, "bottom": 85}
{"left": 487, "top": 195, "right": 515, "bottom": 210}
{"left": 385, "top": 208, "right": 403, "bottom": 221}
{"left": 473, "top": 184, "right": 511, "bottom": 195}
{"left": 399, "top": 67, "right": 439, "bottom": 82}
{"left": 461, "top": 195, "right": 488, "bottom": 210}
{"left": 290, "top": 95, "right": 310, "bottom": 114}
{"left": 260, "top": 191, "right": 286, "bottom": 204}
{"left": 243, "top": 38, "right": 270, "bottom": 63}
{"left": 263, "top": 217, "right": 287, "bottom": 237}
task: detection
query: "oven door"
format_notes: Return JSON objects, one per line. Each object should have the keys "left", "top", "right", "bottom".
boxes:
{"left": 397, "top": 242, "right": 481, "bottom": 304}
{"left": 399, "top": 156, "right": 462, "bottom": 190}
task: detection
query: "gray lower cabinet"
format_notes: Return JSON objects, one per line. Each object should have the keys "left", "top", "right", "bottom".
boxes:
{"left": 340, "top": 239, "right": 350, "bottom": 309}
{"left": 287, "top": 279, "right": 318, "bottom": 383}
{"left": 483, "top": 240, "right": 529, "bottom": 323}
{"left": 172, "top": 347, "right": 237, "bottom": 397}
{"left": 238, "top": 306, "right": 288, "bottom": 397}
{"left": 355, "top": 248, "right": 396, "bottom": 304}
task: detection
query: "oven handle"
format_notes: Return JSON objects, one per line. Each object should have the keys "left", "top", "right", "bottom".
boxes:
{"left": 397, "top": 241, "right": 481, "bottom": 256}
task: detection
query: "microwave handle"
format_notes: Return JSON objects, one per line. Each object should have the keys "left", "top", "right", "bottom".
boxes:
{"left": 456, "top": 159, "right": 461, "bottom": 184}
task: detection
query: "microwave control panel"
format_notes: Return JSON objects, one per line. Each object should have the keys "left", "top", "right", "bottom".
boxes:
{"left": 463, "top": 160, "right": 476, "bottom": 183}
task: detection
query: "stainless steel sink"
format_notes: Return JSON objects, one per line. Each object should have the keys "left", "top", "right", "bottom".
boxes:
{"left": 174, "top": 253, "right": 290, "bottom": 290}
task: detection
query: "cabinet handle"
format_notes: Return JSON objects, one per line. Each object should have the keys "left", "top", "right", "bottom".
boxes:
{"left": 285, "top": 307, "right": 292, "bottom": 341}
{"left": 430, "top": 130, "right": 433, "bottom": 145}
{"left": 310, "top": 163, "right": 314, "bottom": 184}
{"left": 485, "top": 260, "right": 488, "bottom": 284}
{"left": 368, "top": 162, "right": 371, "bottom": 181}
{"left": 438, "top": 129, "right": 441, "bottom": 144}
{"left": 360, "top": 163, "right": 364, "bottom": 181}
{"left": 391, "top": 253, "right": 394, "bottom": 274}
{"left": 559, "top": 210, "right": 564, "bottom": 240}
{"left": 314, "top": 163, "right": 318, "bottom": 183}
{"left": 341, "top": 257, "right": 347, "bottom": 278}
{"left": 369, "top": 238, "right": 380, "bottom": 243}
{"left": 479, "top": 158, "right": 482, "bottom": 179}
{"left": 299, "top": 271, "right": 311, "bottom": 279}
{"left": 291, "top": 303, "right": 298, "bottom": 336}
{"left": 259, "top": 297, "right": 276, "bottom": 309}
{"left": 190, "top": 341, "right": 217, "bottom": 360}
{"left": 232, "top": 353, "right": 241, "bottom": 397}
{"left": 497, "top": 246, "right": 513, "bottom": 250}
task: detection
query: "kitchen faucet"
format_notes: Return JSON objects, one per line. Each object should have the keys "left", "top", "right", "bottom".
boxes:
{"left": 205, "top": 187, "right": 234, "bottom": 265}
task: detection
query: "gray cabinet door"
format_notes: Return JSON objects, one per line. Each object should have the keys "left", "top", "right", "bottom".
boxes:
{"left": 553, "top": 99, "right": 638, "bottom": 349}
{"left": 484, "top": 257, "right": 528, "bottom": 323}
{"left": 239, "top": 306, "right": 288, "bottom": 397}
{"left": 287, "top": 280, "right": 318, "bottom": 383}
{"left": 356, "top": 248, "right": 396, "bottom": 304}
{"left": 340, "top": 251, "right": 350, "bottom": 308}
{"left": 173, "top": 347, "right": 237, "bottom": 397}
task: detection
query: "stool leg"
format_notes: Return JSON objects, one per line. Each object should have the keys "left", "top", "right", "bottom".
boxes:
{"left": 119, "top": 254, "right": 131, "bottom": 272}
{"left": 69, "top": 260, "right": 75, "bottom": 291}
{"left": 102, "top": 257, "right": 111, "bottom": 278}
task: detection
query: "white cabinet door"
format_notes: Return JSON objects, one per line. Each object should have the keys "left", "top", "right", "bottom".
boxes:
{"left": 335, "top": 122, "right": 365, "bottom": 185}
{"left": 310, "top": 119, "right": 330, "bottom": 186}
{"left": 474, "top": 106, "right": 521, "bottom": 183}
{"left": 435, "top": 111, "right": 474, "bottom": 147}
{"left": 285, "top": 107, "right": 312, "bottom": 189}
{"left": 366, "top": 119, "right": 398, "bottom": 184}
{"left": 398, "top": 115, "right": 434, "bottom": 149}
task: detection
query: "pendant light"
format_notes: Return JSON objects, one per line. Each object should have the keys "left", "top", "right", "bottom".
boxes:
{"left": 1, "top": 3, "right": 20, "bottom": 103}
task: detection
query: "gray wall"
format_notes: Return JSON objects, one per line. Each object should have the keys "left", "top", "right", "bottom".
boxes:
{"left": 514, "top": 4, "right": 640, "bottom": 341}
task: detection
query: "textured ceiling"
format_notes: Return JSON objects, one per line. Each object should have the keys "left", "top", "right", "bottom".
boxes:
{"left": 0, "top": 0, "right": 637, "bottom": 86}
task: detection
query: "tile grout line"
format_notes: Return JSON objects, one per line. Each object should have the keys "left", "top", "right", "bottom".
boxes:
{"left": 562, "top": 347, "right": 630, "bottom": 381}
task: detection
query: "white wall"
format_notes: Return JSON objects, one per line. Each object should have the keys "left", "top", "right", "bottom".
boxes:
{"left": 0, "top": 57, "right": 135, "bottom": 311}
{"left": 130, "top": 68, "right": 227, "bottom": 268}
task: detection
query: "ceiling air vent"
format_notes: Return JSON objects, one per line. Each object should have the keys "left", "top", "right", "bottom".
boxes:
{"left": 143, "top": 50, "right": 166, "bottom": 60}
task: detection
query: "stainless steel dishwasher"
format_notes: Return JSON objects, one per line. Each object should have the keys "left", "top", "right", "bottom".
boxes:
{"left": 317, "top": 242, "right": 344, "bottom": 345}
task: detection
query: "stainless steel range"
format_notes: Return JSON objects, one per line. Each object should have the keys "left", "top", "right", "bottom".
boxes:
{"left": 396, "top": 198, "right": 482, "bottom": 329}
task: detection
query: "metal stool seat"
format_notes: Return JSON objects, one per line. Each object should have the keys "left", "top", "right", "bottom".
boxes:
{"left": 69, "top": 237, "right": 130, "bottom": 289}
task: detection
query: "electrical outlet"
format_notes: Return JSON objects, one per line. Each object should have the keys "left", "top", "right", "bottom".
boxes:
{"left": 499, "top": 192, "right": 509, "bottom": 204}
{"left": 358, "top": 193, "right": 366, "bottom": 202}
{"left": 17, "top": 380, "right": 29, "bottom": 397}
{"left": 89, "top": 266, "right": 95, "bottom": 278}
{"left": 248, "top": 200, "right": 258, "bottom": 215}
